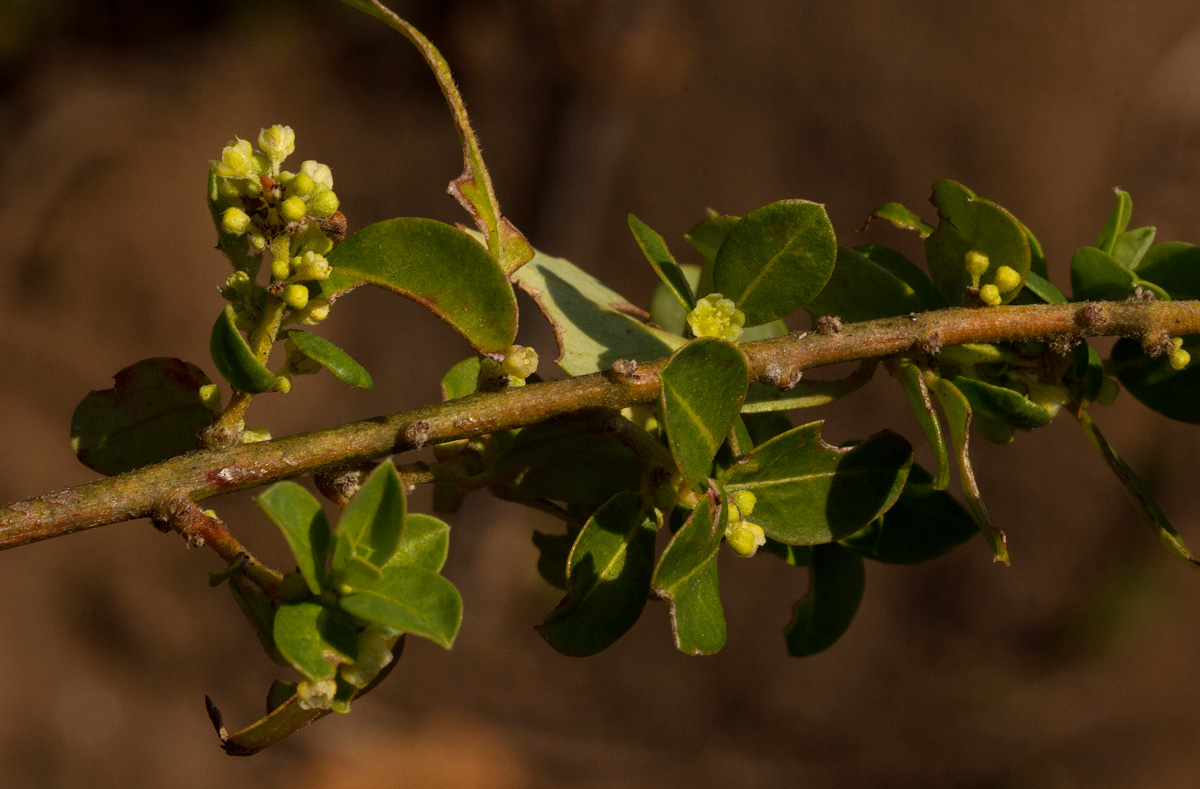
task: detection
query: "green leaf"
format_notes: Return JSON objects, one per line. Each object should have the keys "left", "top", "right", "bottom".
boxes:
{"left": 441, "top": 356, "right": 482, "bottom": 400}
{"left": 333, "top": 461, "right": 406, "bottom": 572}
{"left": 684, "top": 213, "right": 739, "bottom": 298}
{"left": 386, "top": 513, "right": 450, "bottom": 572}
{"left": 869, "top": 202, "right": 934, "bottom": 237}
{"left": 719, "top": 422, "right": 913, "bottom": 545}
{"left": 1076, "top": 410, "right": 1200, "bottom": 570}
{"left": 1112, "top": 226, "right": 1156, "bottom": 269}
{"left": 1111, "top": 336, "right": 1200, "bottom": 423}
{"left": 273, "top": 601, "right": 358, "bottom": 680}
{"left": 628, "top": 213, "right": 696, "bottom": 311}
{"left": 1130, "top": 241, "right": 1200, "bottom": 298}
{"left": 1070, "top": 246, "right": 1139, "bottom": 302}
{"left": 284, "top": 330, "right": 373, "bottom": 389}
{"left": 210, "top": 305, "right": 277, "bottom": 393}
{"left": 70, "top": 357, "right": 217, "bottom": 476}
{"left": 741, "top": 361, "right": 875, "bottom": 414}
{"left": 515, "top": 247, "right": 684, "bottom": 376}
{"left": 256, "top": 482, "right": 332, "bottom": 595}
{"left": 265, "top": 681, "right": 298, "bottom": 714}
{"left": 839, "top": 464, "right": 978, "bottom": 564}
{"left": 712, "top": 200, "right": 837, "bottom": 325}
{"left": 924, "top": 180, "right": 1031, "bottom": 306}
{"left": 1020, "top": 271, "right": 1067, "bottom": 304}
{"left": 491, "top": 420, "right": 646, "bottom": 517}
{"left": 537, "top": 491, "right": 658, "bottom": 656}
{"left": 929, "top": 378, "right": 1009, "bottom": 564}
{"left": 1071, "top": 343, "right": 1107, "bottom": 409}
{"left": 952, "top": 376, "right": 1053, "bottom": 430}
{"left": 784, "top": 543, "right": 865, "bottom": 657}
{"left": 650, "top": 264, "right": 786, "bottom": 341}
{"left": 807, "top": 245, "right": 929, "bottom": 322}
{"left": 324, "top": 218, "right": 518, "bottom": 356}
{"left": 1095, "top": 188, "right": 1133, "bottom": 255}
{"left": 853, "top": 244, "right": 945, "bottom": 310}
{"left": 660, "top": 339, "right": 749, "bottom": 489}
{"left": 338, "top": 0, "right": 532, "bottom": 273}
{"left": 891, "top": 359, "right": 949, "bottom": 489}
{"left": 532, "top": 530, "right": 573, "bottom": 590}
{"left": 651, "top": 489, "right": 727, "bottom": 655}
{"left": 205, "top": 693, "right": 323, "bottom": 757}
{"left": 338, "top": 564, "right": 464, "bottom": 648}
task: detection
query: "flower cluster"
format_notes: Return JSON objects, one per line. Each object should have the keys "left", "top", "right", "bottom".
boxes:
{"left": 963, "top": 249, "right": 1022, "bottom": 306}
{"left": 687, "top": 293, "right": 746, "bottom": 343}
{"left": 724, "top": 490, "right": 766, "bottom": 558}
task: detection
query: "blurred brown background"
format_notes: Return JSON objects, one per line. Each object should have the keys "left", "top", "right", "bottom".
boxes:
{"left": 3, "top": 0, "right": 1200, "bottom": 786}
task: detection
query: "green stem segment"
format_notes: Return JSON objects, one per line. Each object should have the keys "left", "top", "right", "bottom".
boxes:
{"left": 3, "top": 299, "right": 1200, "bottom": 551}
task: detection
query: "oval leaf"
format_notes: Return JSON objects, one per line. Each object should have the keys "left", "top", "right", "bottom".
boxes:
{"left": 951, "top": 376, "right": 1053, "bottom": 430}
{"left": 211, "top": 305, "right": 276, "bottom": 393}
{"left": 537, "top": 491, "right": 657, "bottom": 657}
{"left": 713, "top": 200, "right": 837, "bottom": 326}
{"left": 385, "top": 513, "right": 451, "bottom": 573}
{"left": 256, "top": 482, "right": 332, "bottom": 595}
{"left": 70, "top": 357, "right": 217, "bottom": 476}
{"left": 891, "top": 360, "right": 949, "bottom": 490}
{"left": 719, "top": 423, "right": 913, "bottom": 545}
{"left": 807, "top": 245, "right": 929, "bottom": 322}
{"left": 273, "top": 601, "right": 358, "bottom": 681}
{"left": 924, "top": 180, "right": 1031, "bottom": 306}
{"left": 1070, "top": 246, "right": 1139, "bottom": 302}
{"left": 853, "top": 244, "right": 945, "bottom": 311}
{"left": 660, "top": 338, "right": 750, "bottom": 489}
{"left": 651, "top": 489, "right": 727, "bottom": 655}
{"left": 1095, "top": 188, "right": 1133, "bottom": 254}
{"left": 324, "top": 218, "right": 518, "bottom": 356}
{"left": 784, "top": 543, "right": 865, "bottom": 657}
{"left": 869, "top": 202, "right": 935, "bottom": 238}
{"left": 1131, "top": 241, "right": 1200, "bottom": 298}
{"left": 839, "top": 464, "right": 978, "bottom": 564}
{"left": 1111, "top": 336, "right": 1200, "bottom": 423}
{"left": 333, "top": 460, "right": 406, "bottom": 572}
{"left": 628, "top": 213, "right": 695, "bottom": 311}
{"left": 285, "top": 330, "right": 373, "bottom": 389}
{"left": 338, "top": 564, "right": 463, "bottom": 649}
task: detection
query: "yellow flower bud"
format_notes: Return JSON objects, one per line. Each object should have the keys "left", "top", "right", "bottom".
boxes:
{"left": 248, "top": 231, "right": 266, "bottom": 250}
{"left": 199, "top": 383, "right": 222, "bottom": 414}
{"left": 271, "top": 255, "right": 292, "bottom": 282}
{"left": 978, "top": 284, "right": 1002, "bottom": 306}
{"left": 687, "top": 293, "right": 745, "bottom": 342}
{"left": 213, "top": 138, "right": 254, "bottom": 178}
{"left": 501, "top": 345, "right": 539, "bottom": 380}
{"left": 296, "top": 298, "right": 331, "bottom": 326}
{"left": 282, "top": 283, "right": 310, "bottom": 310}
{"left": 964, "top": 250, "right": 990, "bottom": 279}
{"left": 291, "top": 251, "right": 331, "bottom": 282}
{"left": 725, "top": 521, "right": 766, "bottom": 558}
{"left": 731, "top": 490, "right": 757, "bottom": 521}
{"left": 288, "top": 172, "right": 316, "bottom": 198}
{"left": 307, "top": 186, "right": 340, "bottom": 219}
{"left": 296, "top": 678, "right": 337, "bottom": 711}
{"left": 993, "top": 265, "right": 1021, "bottom": 293}
{"left": 239, "top": 427, "right": 272, "bottom": 443}
{"left": 279, "top": 195, "right": 307, "bottom": 223}
{"left": 301, "top": 159, "right": 334, "bottom": 189}
{"left": 220, "top": 207, "right": 251, "bottom": 235}
{"left": 1170, "top": 347, "right": 1191, "bottom": 371}
{"left": 258, "top": 124, "right": 295, "bottom": 169}
{"left": 273, "top": 375, "right": 292, "bottom": 394}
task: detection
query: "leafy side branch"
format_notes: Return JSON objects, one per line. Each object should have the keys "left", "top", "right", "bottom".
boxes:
{"left": 2, "top": 297, "right": 1195, "bottom": 550}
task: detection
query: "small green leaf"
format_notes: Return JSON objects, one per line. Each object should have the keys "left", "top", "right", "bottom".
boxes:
{"left": 924, "top": 180, "right": 1031, "bottom": 306}
{"left": 807, "top": 245, "right": 929, "bottom": 322}
{"left": 324, "top": 218, "right": 518, "bottom": 356}
{"left": 1095, "top": 188, "right": 1133, "bottom": 255}
{"left": 1130, "top": 241, "right": 1200, "bottom": 298}
{"left": 1021, "top": 271, "right": 1067, "bottom": 304}
{"left": 628, "top": 213, "right": 696, "bottom": 311}
{"left": 205, "top": 693, "right": 322, "bottom": 757}
{"left": 256, "top": 482, "right": 332, "bottom": 595}
{"left": 719, "top": 422, "right": 913, "bottom": 545}
{"left": 869, "top": 202, "right": 934, "bottom": 238}
{"left": 70, "top": 357, "right": 217, "bottom": 476}
{"left": 929, "top": 378, "right": 1009, "bottom": 564}
{"left": 1112, "top": 226, "right": 1156, "bottom": 269}
{"left": 891, "top": 360, "right": 949, "bottom": 489}
{"left": 853, "top": 244, "right": 945, "bottom": 311}
{"left": 537, "top": 491, "right": 657, "bottom": 657}
{"left": 338, "top": 564, "right": 464, "bottom": 648}
{"left": 333, "top": 461, "right": 406, "bottom": 572}
{"left": 952, "top": 376, "right": 1053, "bottom": 430}
{"left": 441, "top": 356, "right": 483, "bottom": 400}
{"left": 1076, "top": 410, "right": 1200, "bottom": 570}
{"left": 684, "top": 213, "right": 739, "bottom": 298}
{"left": 284, "top": 330, "right": 372, "bottom": 389}
{"left": 784, "top": 543, "right": 865, "bottom": 657}
{"left": 532, "top": 530, "right": 574, "bottom": 590}
{"left": 386, "top": 513, "right": 450, "bottom": 572}
{"left": 210, "top": 305, "right": 276, "bottom": 393}
{"left": 740, "top": 365, "right": 874, "bottom": 414}
{"left": 273, "top": 601, "right": 358, "bottom": 680}
{"left": 713, "top": 200, "right": 837, "bottom": 326}
{"left": 1071, "top": 343, "right": 1107, "bottom": 409}
{"left": 651, "top": 489, "right": 727, "bottom": 655}
{"left": 1070, "top": 246, "right": 1138, "bottom": 302}
{"left": 839, "top": 464, "right": 978, "bottom": 564}
{"left": 1111, "top": 336, "right": 1200, "bottom": 423}
{"left": 515, "top": 248, "right": 683, "bottom": 376}
{"left": 660, "top": 338, "right": 750, "bottom": 489}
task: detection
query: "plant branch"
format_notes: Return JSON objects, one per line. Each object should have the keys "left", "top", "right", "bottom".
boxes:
{"left": 2, "top": 299, "right": 1197, "bottom": 551}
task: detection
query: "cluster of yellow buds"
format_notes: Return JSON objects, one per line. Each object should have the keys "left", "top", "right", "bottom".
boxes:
{"left": 724, "top": 490, "right": 766, "bottom": 558}
{"left": 687, "top": 293, "right": 745, "bottom": 343}
{"left": 1169, "top": 337, "right": 1191, "bottom": 371}
{"left": 964, "top": 250, "right": 1022, "bottom": 306}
